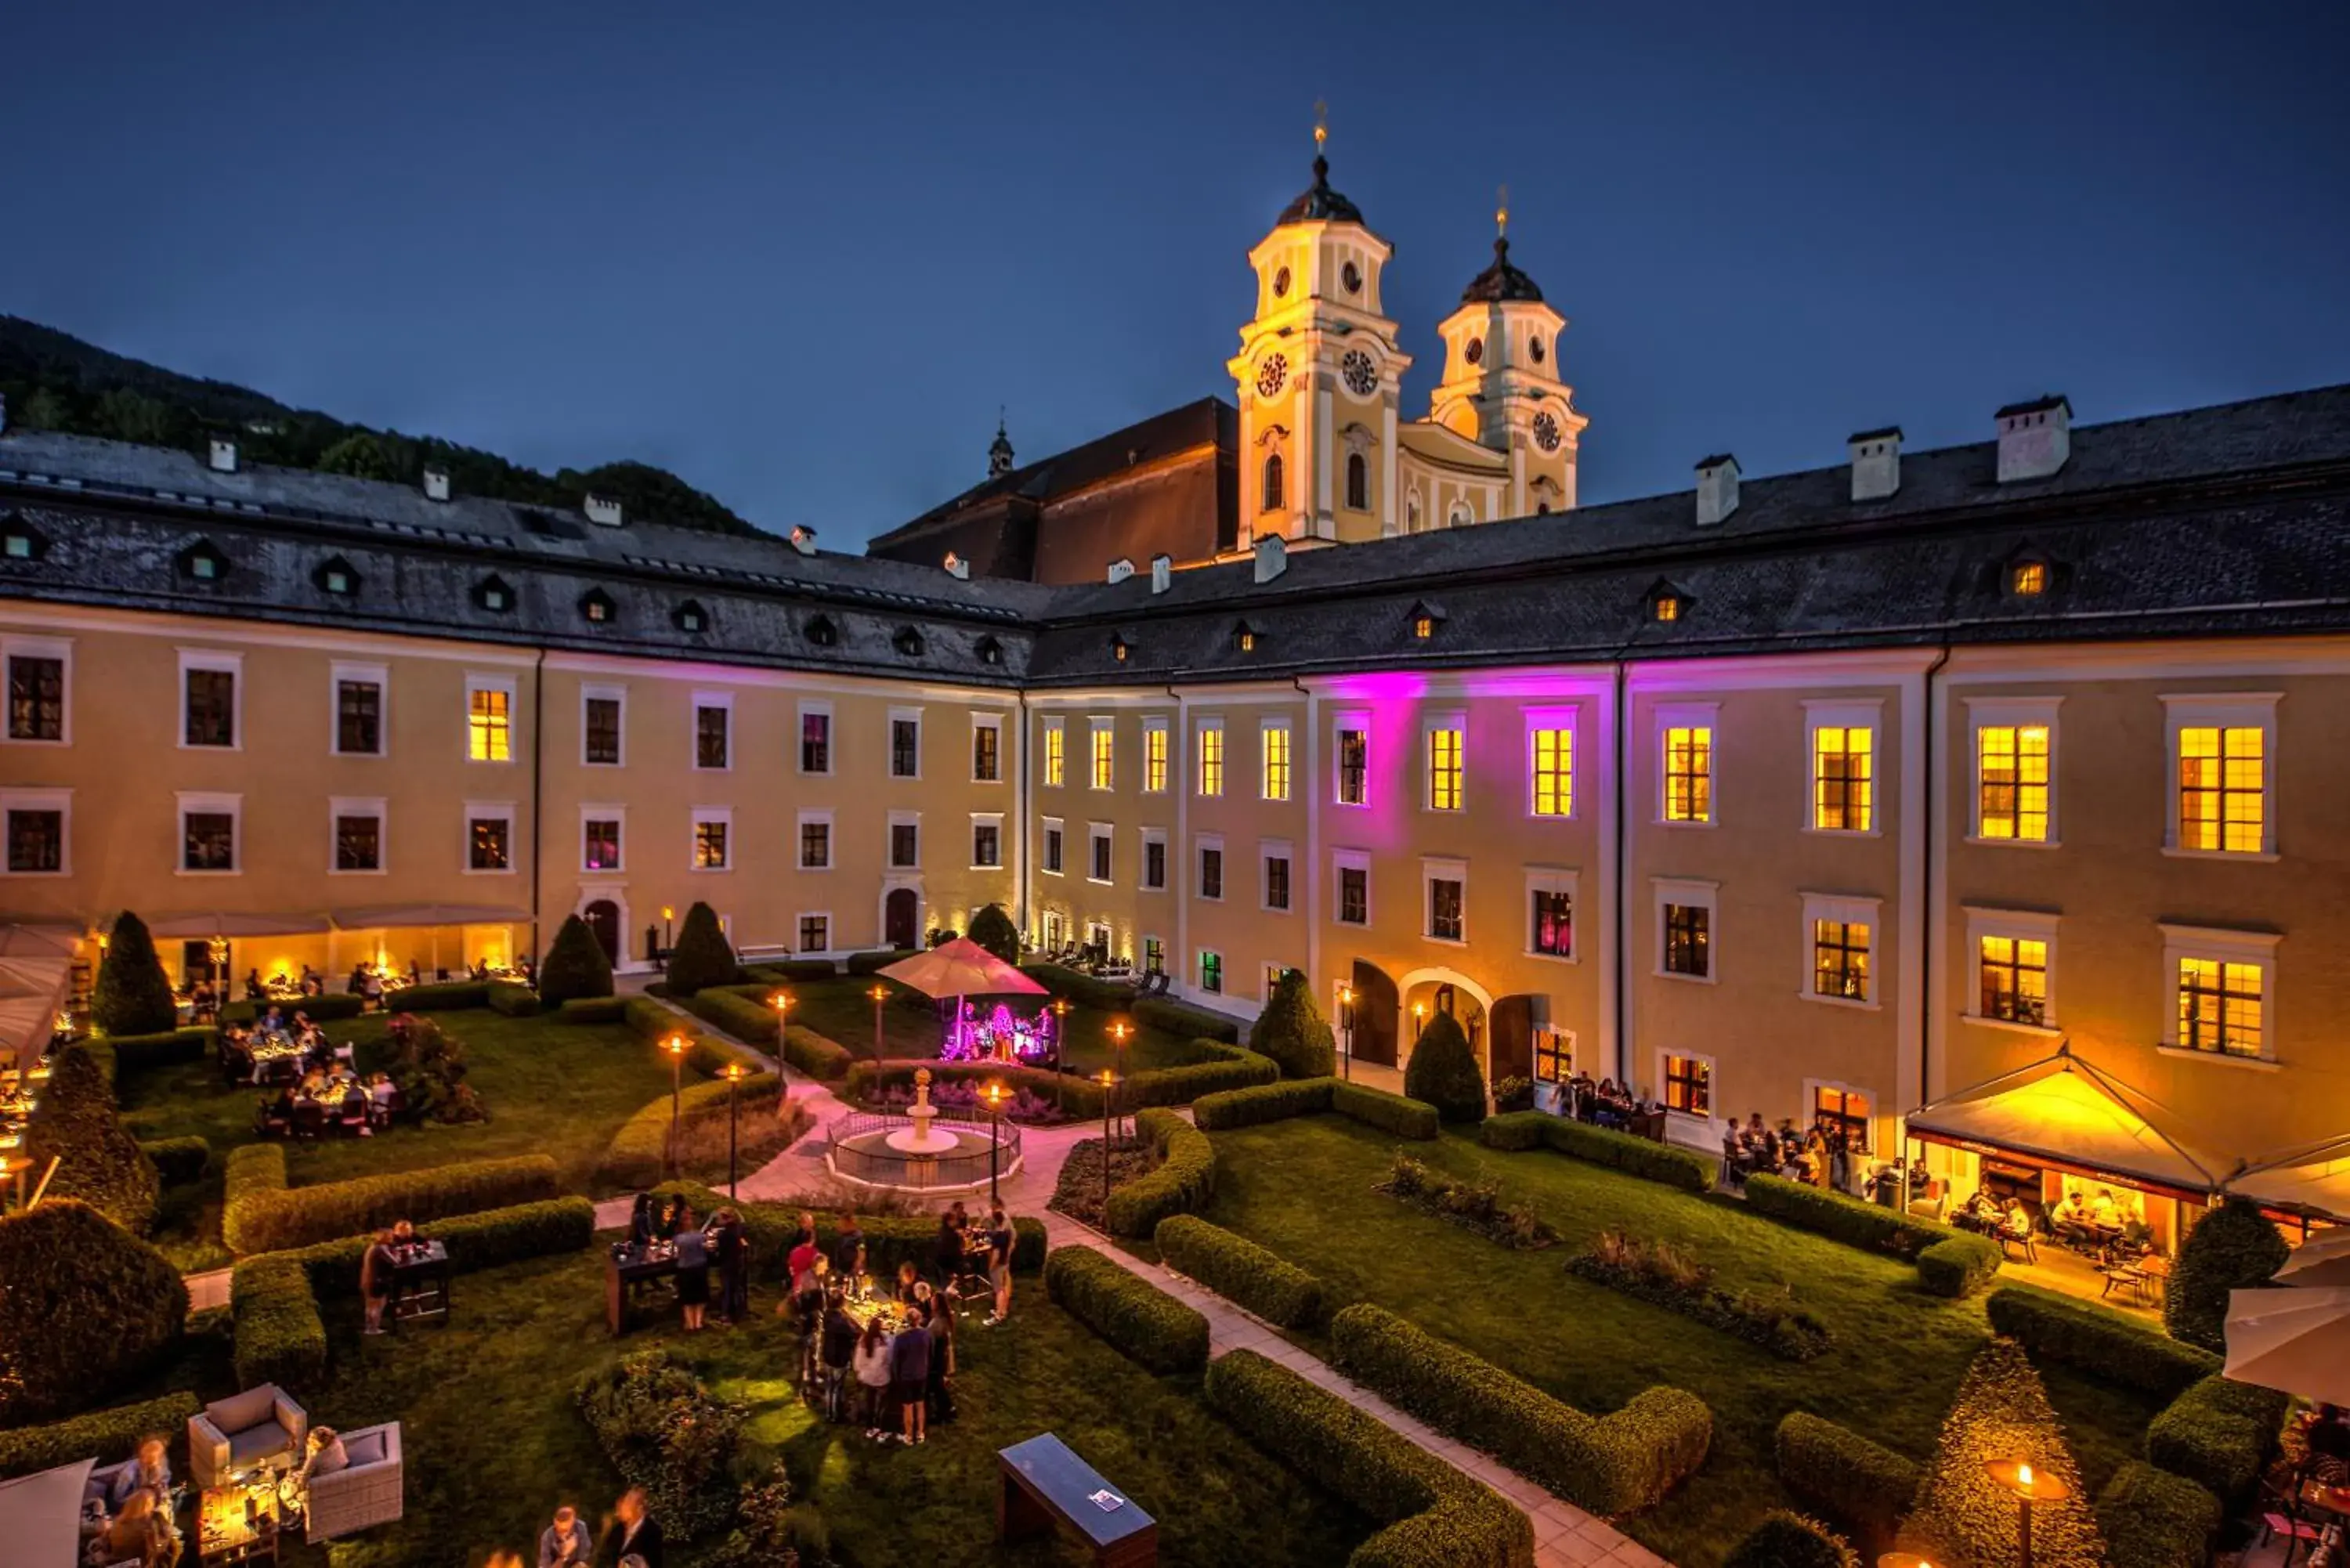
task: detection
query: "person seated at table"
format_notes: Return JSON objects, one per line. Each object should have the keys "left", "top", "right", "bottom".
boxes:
{"left": 258, "top": 1084, "right": 298, "bottom": 1136}
{"left": 2087, "top": 1187, "right": 2121, "bottom": 1230}
{"left": 294, "top": 1425, "right": 349, "bottom": 1489}
{"left": 360, "top": 1227, "right": 398, "bottom": 1335}
{"left": 2001, "top": 1197, "right": 2034, "bottom": 1242}
{"left": 298, "top": 965, "right": 324, "bottom": 998}
{"left": 92, "top": 1486, "right": 177, "bottom": 1568}
{"left": 673, "top": 1209, "right": 710, "bottom": 1331}
{"left": 244, "top": 968, "right": 266, "bottom": 1002}
{"left": 852, "top": 1315, "right": 895, "bottom": 1439}
{"left": 2048, "top": 1188, "right": 2088, "bottom": 1238}
{"left": 258, "top": 1003, "right": 287, "bottom": 1037}
{"left": 894, "top": 1259, "right": 924, "bottom": 1307}
{"left": 107, "top": 1434, "right": 172, "bottom": 1508}
{"left": 538, "top": 1505, "right": 593, "bottom": 1568}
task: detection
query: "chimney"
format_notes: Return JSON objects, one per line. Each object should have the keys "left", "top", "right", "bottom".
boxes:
{"left": 943, "top": 551, "right": 971, "bottom": 580}
{"left": 1694, "top": 453, "right": 1739, "bottom": 526}
{"left": 1106, "top": 558, "right": 1135, "bottom": 585}
{"left": 582, "top": 493, "right": 624, "bottom": 527}
{"left": 1253, "top": 533, "right": 1288, "bottom": 583}
{"left": 1996, "top": 395, "right": 2070, "bottom": 482}
{"left": 788, "top": 525, "right": 819, "bottom": 556}
{"left": 1848, "top": 427, "right": 1902, "bottom": 503}
{"left": 422, "top": 465, "right": 452, "bottom": 502}
{"left": 1149, "top": 554, "right": 1172, "bottom": 594}
{"left": 208, "top": 437, "right": 238, "bottom": 474}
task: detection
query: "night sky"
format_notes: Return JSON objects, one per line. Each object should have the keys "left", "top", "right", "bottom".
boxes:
{"left": 5, "top": 1, "right": 2346, "bottom": 544}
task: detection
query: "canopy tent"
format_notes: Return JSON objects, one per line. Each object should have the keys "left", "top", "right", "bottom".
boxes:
{"left": 144, "top": 911, "right": 330, "bottom": 939}
{"left": 2229, "top": 1133, "right": 2350, "bottom": 1226}
{"left": 2225, "top": 1285, "right": 2350, "bottom": 1404}
{"left": 1905, "top": 1043, "right": 2229, "bottom": 1202}
{"left": 328, "top": 904, "right": 532, "bottom": 930}
{"left": 2275, "top": 1227, "right": 2350, "bottom": 1289}
{"left": 0, "top": 946, "right": 71, "bottom": 1072}
{"left": 0, "top": 923, "right": 80, "bottom": 958}
{"left": 878, "top": 938, "right": 1047, "bottom": 1002}
{"left": 0, "top": 1458, "right": 96, "bottom": 1568}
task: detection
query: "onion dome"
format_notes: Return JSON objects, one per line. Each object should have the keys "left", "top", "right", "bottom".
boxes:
{"left": 1277, "top": 154, "right": 1365, "bottom": 226}
{"left": 1460, "top": 235, "right": 1544, "bottom": 304}
{"left": 986, "top": 415, "right": 1015, "bottom": 479}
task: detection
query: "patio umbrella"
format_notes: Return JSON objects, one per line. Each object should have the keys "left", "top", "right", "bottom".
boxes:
{"left": 2224, "top": 1286, "right": 2350, "bottom": 1404}
{"left": 879, "top": 938, "right": 1047, "bottom": 1065}
{"left": 2273, "top": 1227, "right": 2350, "bottom": 1289}
{"left": 0, "top": 1458, "right": 96, "bottom": 1568}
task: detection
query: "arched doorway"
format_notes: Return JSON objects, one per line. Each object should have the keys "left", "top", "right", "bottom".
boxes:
{"left": 1349, "top": 960, "right": 1399, "bottom": 1068}
{"left": 584, "top": 899, "right": 620, "bottom": 965}
{"left": 884, "top": 887, "right": 920, "bottom": 951}
{"left": 1397, "top": 966, "right": 1495, "bottom": 1074}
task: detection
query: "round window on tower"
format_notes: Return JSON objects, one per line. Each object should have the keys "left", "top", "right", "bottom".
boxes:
{"left": 1464, "top": 337, "right": 1484, "bottom": 367}
{"left": 1341, "top": 351, "right": 1377, "bottom": 398}
{"left": 1529, "top": 334, "right": 1546, "bottom": 365}
{"left": 1272, "top": 266, "right": 1291, "bottom": 298}
{"left": 1533, "top": 412, "right": 1562, "bottom": 453}
{"left": 1256, "top": 353, "right": 1289, "bottom": 399}
{"left": 1342, "top": 261, "right": 1362, "bottom": 294}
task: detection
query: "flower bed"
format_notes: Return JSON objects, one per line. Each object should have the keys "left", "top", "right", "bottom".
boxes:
{"left": 574, "top": 1347, "right": 754, "bottom": 1540}
{"left": 1378, "top": 1151, "right": 1556, "bottom": 1250}
{"left": 1567, "top": 1229, "right": 1831, "bottom": 1360}
{"left": 1047, "top": 1133, "right": 1161, "bottom": 1232}
{"left": 1102, "top": 1107, "right": 1215, "bottom": 1237}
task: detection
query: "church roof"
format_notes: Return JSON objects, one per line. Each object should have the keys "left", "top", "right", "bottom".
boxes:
{"left": 1459, "top": 236, "right": 1544, "bottom": 304}
{"left": 1275, "top": 155, "right": 1365, "bottom": 226}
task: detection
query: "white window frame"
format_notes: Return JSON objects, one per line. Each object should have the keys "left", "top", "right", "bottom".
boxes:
{"left": 1087, "top": 822, "right": 1115, "bottom": 887}
{"left": 797, "top": 911, "right": 834, "bottom": 956}
{"left": 1524, "top": 865, "right": 1578, "bottom": 963}
{"left": 176, "top": 789, "right": 244, "bottom": 876}
{"left": 1653, "top": 876, "right": 1719, "bottom": 984}
{"left": 1260, "top": 836, "right": 1294, "bottom": 914}
{"left": 1654, "top": 700, "right": 1719, "bottom": 827}
{"left": 1963, "top": 905, "right": 2061, "bottom": 1035}
{"left": 1332, "top": 847, "right": 1372, "bottom": 926}
{"left": 1263, "top": 961, "right": 1292, "bottom": 1001}
{"left": 463, "top": 800, "right": 517, "bottom": 876}
{"left": 0, "top": 634, "right": 73, "bottom": 748}
{"left": 1422, "top": 855, "right": 1469, "bottom": 945}
{"left": 1194, "top": 716, "right": 1224, "bottom": 799}
{"left": 1422, "top": 709, "right": 1466, "bottom": 814}
{"left": 1799, "top": 891, "right": 1882, "bottom": 1009}
{"left": 1142, "top": 717, "right": 1171, "bottom": 794}
{"left": 970, "top": 711, "right": 1006, "bottom": 783}
{"left": 1195, "top": 832, "right": 1226, "bottom": 903}
{"left": 580, "top": 683, "right": 627, "bottom": 768}
{"left": 1041, "top": 717, "right": 1065, "bottom": 789}
{"left": 1657, "top": 1047, "right": 1719, "bottom": 1128}
{"left": 1803, "top": 699, "right": 1884, "bottom": 836}
{"left": 2159, "top": 923, "right": 2283, "bottom": 1068}
{"left": 0, "top": 786, "right": 71, "bottom": 876}
{"left": 888, "top": 705, "right": 924, "bottom": 781}
{"left": 1089, "top": 715, "right": 1115, "bottom": 791}
{"left": 1965, "top": 695, "right": 2063, "bottom": 847}
{"left": 797, "top": 807, "right": 836, "bottom": 871}
{"left": 1260, "top": 718, "right": 1293, "bottom": 803}
{"left": 2161, "top": 692, "right": 2281, "bottom": 860}
{"left": 692, "top": 689, "right": 735, "bottom": 773}
{"left": 179, "top": 649, "right": 244, "bottom": 753}
{"left": 691, "top": 806, "right": 734, "bottom": 873}
{"left": 797, "top": 699, "right": 836, "bottom": 777}
{"left": 1523, "top": 705, "right": 1578, "bottom": 821}
{"left": 1804, "top": 1078, "right": 1882, "bottom": 1155}
{"left": 969, "top": 811, "right": 1005, "bottom": 870}
{"left": 328, "top": 660, "right": 389, "bottom": 758}
{"left": 887, "top": 808, "right": 922, "bottom": 870}
{"left": 580, "top": 803, "right": 627, "bottom": 874}
{"left": 327, "top": 794, "right": 388, "bottom": 876}
{"left": 465, "top": 671, "right": 516, "bottom": 765}
{"left": 1140, "top": 826, "right": 1169, "bottom": 892}
{"left": 1332, "top": 708, "right": 1371, "bottom": 809}
{"left": 1040, "top": 815, "right": 1065, "bottom": 877}
{"left": 1196, "top": 946, "right": 1225, "bottom": 995}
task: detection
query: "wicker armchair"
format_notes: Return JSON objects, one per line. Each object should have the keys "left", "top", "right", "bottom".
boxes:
{"left": 188, "top": 1385, "right": 308, "bottom": 1487}
{"left": 304, "top": 1422, "right": 403, "bottom": 1542}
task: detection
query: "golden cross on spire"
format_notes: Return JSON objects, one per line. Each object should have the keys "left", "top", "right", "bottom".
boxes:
{"left": 1313, "top": 99, "right": 1329, "bottom": 154}
{"left": 1496, "top": 183, "right": 1510, "bottom": 237}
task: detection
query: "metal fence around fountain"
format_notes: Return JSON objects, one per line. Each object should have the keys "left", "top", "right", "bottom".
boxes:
{"left": 827, "top": 1106, "right": 1025, "bottom": 1190}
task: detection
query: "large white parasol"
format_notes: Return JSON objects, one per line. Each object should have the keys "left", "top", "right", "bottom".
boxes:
{"left": 2224, "top": 1285, "right": 2350, "bottom": 1404}
{"left": 877, "top": 938, "right": 1047, "bottom": 1001}
{"left": 2272, "top": 1227, "right": 2350, "bottom": 1290}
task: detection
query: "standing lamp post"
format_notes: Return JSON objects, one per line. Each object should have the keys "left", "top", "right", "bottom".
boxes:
{"left": 1338, "top": 984, "right": 1355, "bottom": 1081}
{"left": 661, "top": 905, "right": 676, "bottom": 955}
{"left": 768, "top": 991, "right": 794, "bottom": 1110}
{"left": 984, "top": 1080, "right": 1008, "bottom": 1205}
{"left": 1986, "top": 1459, "right": 2069, "bottom": 1568}
{"left": 1097, "top": 1069, "right": 1118, "bottom": 1228}
{"left": 1877, "top": 1554, "right": 1937, "bottom": 1568}
{"left": 723, "top": 1063, "right": 744, "bottom": 1199}
{"left": 1412, "top": 1001, "right": 1427, "bottom": 1042}
{"left": 1107, "top": 1019, "right": 1132, "bottom": 1139}
{"left": 663, "top": 1033, "right": 689, "bottom": 1177}
{"left": 1049, "top": 999, "right": 1072, "bottom": 1111}
{"left": 867, "top": 985, "right": 889, "bottom": 1073}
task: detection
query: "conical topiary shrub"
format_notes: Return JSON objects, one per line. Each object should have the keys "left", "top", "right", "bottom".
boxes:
{"left": 1402, "top": 1010, "right": 1487, "bottom": 1123}
{"left": 93, "top": 909, "right": 176, "bottom": 1036}
{"left": 27, "top": 1042, "right": 161, "bottom": 1233}
{"left": 967, "top": 902, "right": 1020, "bottom": 966}
{"left": 539, "top": 913, "right": 615, "bottom": 1006}
{"left": 1902, "top": 1337, "right": 2106, "bottom": 1568}
{"left": 1249, "top": 967, "right": 1336, "bottom": 1079}
{"left": 2164, "top": 1195, "right": 2290, "bottom": 1352}
{"left": 0, "top": 1198, "right": 189, "bottom": 1423}
{"left": 666, "top": 901, "right": 740, "bottom": 995}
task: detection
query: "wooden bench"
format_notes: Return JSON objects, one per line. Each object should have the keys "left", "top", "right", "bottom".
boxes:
{"left": 997, "top": 1433, "right": 1157, "bottom": 1567}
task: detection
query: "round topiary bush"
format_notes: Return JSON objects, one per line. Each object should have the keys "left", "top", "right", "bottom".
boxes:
{"left": 538, "top": 913, "right": 615, "bottom": 1006}
{"left": 1403, "top": 1010, "right": 1488, "bottom": 1124}
{"left": 28, "top": 1042, "right": 160, "bottom": 1233}
{"left": 93, "top": 910, "right": 176, "bottom": 1037}
{"left": 1724, "top": 1512, "right": 1859, "bottom": 1568}
{"left": 1249, "top": 967, "right": 1336, "bottom": 1079}
{"left": 0, "top": 1199, "right": 189, "bottom": 1424}
{"left": 2164, "top": 1196, "right": 2290, "bottom": 1352}
{"left": 967, "top": 902, "right": 1020, "bottom": 966}
{"left": 665, "top": 901, "right": 740, "bottom": 995}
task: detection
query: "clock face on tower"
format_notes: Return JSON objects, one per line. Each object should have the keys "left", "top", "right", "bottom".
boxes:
{"left": 1341, "top": 351, "right": 1377, "bottom": 397}
{"left": 1256, "top": 354, "right": 1289, "bottom": 399}
{"left": 1533, "top": 412, "right": 1562, "bottom": 453}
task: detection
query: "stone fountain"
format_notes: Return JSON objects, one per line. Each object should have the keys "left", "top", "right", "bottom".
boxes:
{"left": 828, "top": 1064, "right": 1022, "bottom": 1194}
{"left": 885, "top": 1068, "right": 956, "bottom": 1154}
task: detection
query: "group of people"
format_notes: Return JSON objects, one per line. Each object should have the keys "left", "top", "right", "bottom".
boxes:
{"left": 1720, "top": 1112, "right": 1861, "bottom": 1193}
{"left": 485, "top": 1488, "right": 663, "bottom": 1568}
{"left": 1951, "top": 1189, "right": 2041, "bottom": 1247}
{"left": 626, "top": 1193, "right": 753, "bottom": 1330}
{"left": 79, "top": 1428, "right": 351, "bottom": 1567}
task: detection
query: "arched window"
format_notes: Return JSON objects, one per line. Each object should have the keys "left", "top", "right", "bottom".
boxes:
{"left": 1448, "top": 501, "right": 1473, "bottom": 529}
{"left": 1345, "top": 453, "right": 1368, "bottom": 511}
{"left": 1406, "top": 497, "right": 1422, "bottom": 534}
{"left": 1262, "top": 453, "right": 1285, "bottom": 512}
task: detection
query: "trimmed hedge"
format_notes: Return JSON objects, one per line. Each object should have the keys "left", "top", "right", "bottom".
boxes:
{"left": 1403, "top": 1010, "right": 1487, "bottom": 1124}
{"left": 968, "top": 903, "right": 1021, "bottom": 964}
{"left": 598, "top": 1071, "right": 780, "bottom": 1189}
{"left": 1126, "top": 1039, "right": 1280, "bottom": 1107}
{"left": 1773, "top": 1411, "right": 1921, "bottom": 1557}
{"left": 220, "top": 994, "right": 367, "bottom": 1025}
{"left": 0, "top": 1389, "right": 203, "bottom": 1482}
{"left": 1478, "top": 1110, "right": 1548, "bottom": 1151}
{"left": 1044, "top": 1245, "right": 1209, "bottom": 1374}
{"left": 139, "top": 1135, "right": 212, "bottom": 1186}
{"left": 0, "top": 1199, "right": 189, "bottom": 1424}
{"left": 222, "top": 1147, "right": 562, "bottom": 1255}
{"left": 103, "top": 1025, "right": 217, "bottom": 1082}
{"left": 2145, "top": 1373, "right": 2288, "bottom": 1504}
{"left": 1196, "top": 1078, "right": 1336, "bottom": 1129}
{"left": 1135, "top": 993, "right": 1240, "bottom": 1044}
{"left": 667, "top": 901, "right": 742, "bottom": 995}
{"left": 1331, "top": 1302, "right": 1711, "bottom": 1516}
{"left": 386, "top": 980, "right": 492, "bottom": 1011}
{"left": 782, "top": 1024, "right": 855, "bottom": 1081}
{"left": 846, "top": 948, "right": 912, "bottom": 975}
{"left": 1155, "top": 1214, "right": 1325, "bottom": 1328}
{"left": 555, "top": 995, "right": 629, "bottom": 1024}
{"left": 28, "top": 1042, "right": 159, "bottom": 1233}
{"left": 93, "top": 911, "right": 175, "bottom": 1036}
{"left": 1723, "top": 1512, "right": 1859, "bottom": 1568}
{"left": 1250, "top": 968, "right": 1337, "bottom": 1079}
{"left": 743, "top": 959, "right": 837, "bottom": 985}
{"left": 1985, "top": 1284, "right": 2222, "bottom": 1399}
{"left": 1019, "top": 962, "right": 1136, "bottom": 1011}
{"left": 2098, "top": 1461, "right": 2222, "bottom": 1568}
{"left": 279, "top": 1196, "right": 598, "bottom": 1297}
{"left": 847, "top": 1057, "right": 1105, "bottom": 1117}
{"left": 232, "top": 1252, "right": 327, "bottom": 1391}
{"left": 1206, "top": 1348, "right": 1534, "bottom": 1568}
{"left": 1102, "top": 1107, "right": 1217, "bottom": 1238}
{"left": 537, "top": 913, "right": 614, "bottom": 1006}
{"left": 1479, "top": 1111, "right": 1717, "bottom": 1194}
{"left": 1332, "top": 1079, "right": 1441, "bottom": 1140}
{"left": 487, "top": 981, "right": 540, "bottom": 1017}
{"left": 1915, "top": 1234, "right": 2005, "bottom": 1299}
{"left": 685, "top": 985, "right": 781, "bottom": 1043}
{"left": 649, "top": 1180, "right": 1048, "bottom": 1276}
{"left": 2165, "top": 1196, "right": 2290, "bottom": 1353}
{"left": 1748, "top": 1172, "right": 2001, "bottom": 1293}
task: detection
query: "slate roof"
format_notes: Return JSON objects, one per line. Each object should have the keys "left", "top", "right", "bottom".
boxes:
{"left": 1274, "top": 155, "right": 1366, "bottom": 226}
{"left": 1459, "top": 237, "right": 1545, "bottom": 304}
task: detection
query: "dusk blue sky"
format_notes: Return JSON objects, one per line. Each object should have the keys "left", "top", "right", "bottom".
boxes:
{"left": 5, "top": 2, "right": 2347, "bottom": 545}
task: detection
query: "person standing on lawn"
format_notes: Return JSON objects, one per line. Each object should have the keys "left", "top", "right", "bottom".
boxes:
{"left": 892, "top": 1308, "right": 932, "bottom": 1446}
{"left": 984, "top": 1201, "right": 1015, "bottom": 1326}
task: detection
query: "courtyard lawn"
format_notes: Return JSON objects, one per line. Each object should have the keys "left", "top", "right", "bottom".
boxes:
{"left": 118, "top": 1010, "right": 670, "bottom": 1270}
{"left": 287, "top": 1247, "right": 1370, "bottom": 1568}
{"left": 787, "top": 976, "right": 1216, "bottom": 1075}
{"left": 1195, "top": 1115, "right": 2166, "bottom": 1568}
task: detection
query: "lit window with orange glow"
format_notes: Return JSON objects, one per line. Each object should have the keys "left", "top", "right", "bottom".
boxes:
{"left": 1977, "top": 724, "right": 2051, "bottom": 841}
{"left": 1812, "top": 726, "right": 1874, "bottom": 832}
{"left": 2012, "top": 562, "right": 2047, "bottom": 595}
{"left": 1531, "top": 727, "right": 1572, "bottom": 817}
{"left": 1042, "top": 721, "right": 1065, "bottom": 788}
{"left": 1142, "top": 721, "right": 1167, "bottom": 794}
{"left": 1090, "top": 723, "right": 1114, "bottom": 791}
{"left": 468, "top": 686, "right": 511, "bottom": 763}
{"left": 1196, "top": 723, "right": 1224, "bottom": 798}
{"left": 2177, "top": 956, "right": 2262, "bottom": 1057}
{"left": 1979, "top": 935, "right": 2048, "bottom": 1024}
{"left": 1654, "top": 594, "right": 1681, "bottom": 623}
{"left": 1261, "top": 724, "right": 1291, "bottom": 802}
{"left": 1426, "top": 726, "right": 1463, "bottom": 811}
{"left": 1812, "top": 919, "right": 1871, "bottom": 1002}
{"left": 2178, "top": 726, "right": 2264, "bottom": 854}
{"left": 1664, "top": 727, "right": 1712, "bottom": 823}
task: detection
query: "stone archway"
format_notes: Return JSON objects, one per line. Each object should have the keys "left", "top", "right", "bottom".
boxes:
{"left": 1395, "top": 966, "right": 1495, "bottom": 1072}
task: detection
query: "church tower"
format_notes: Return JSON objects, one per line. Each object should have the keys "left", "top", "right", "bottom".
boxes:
{"left": 1429, "top": 193, "right": 1587, "bottom": 515}
{"left": 1226, "top": 112, "right": 1410, "bottom": 547}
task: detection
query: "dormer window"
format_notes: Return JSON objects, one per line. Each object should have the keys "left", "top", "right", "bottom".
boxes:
{"left": 976, "top": 636, "right": 1003, "bottom": 667}
{"left": 473, "top": 574, "right": 514, "bottom": 612}
{"left": 1646, "top": 579, "right": 1690, "bottom": 624}
{"left": 2012, "top": 562, "right": 2047, "bottom": 596}
{"left": 1, "top": 514, "right": 49, "bottom": 562}
{"left": 1408, "top": 600, "right": 1445, "bottom": 641}
{"left": 1655, "top": 594, "right": 1681, "bottom": 623}
{"left": 1234, "top": 623, "right": 1259, "bottom": 653}
{"left": 893, "top": 627, "right": 925, "bottom": 658}
{"left": 580, "top": 587, "right": 616, "bottom": 624}
{"left": 178, "top": 540, "right": 229, "bottom": 583}
{"left": 805, "top": 615, "right": 838, "bottom": 648}
{"left": 1110, "top": 634, "right": 1131, "bottom": 663}
{"left": 314, "top": 556, "right": 359, "bottom": 597}
{"left": 674, "top": 599, "right": 709, "bottom": 634}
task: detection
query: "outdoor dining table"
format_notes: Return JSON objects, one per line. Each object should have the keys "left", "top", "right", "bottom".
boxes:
{"left": 385, "top": 1240, "right": 450, "bottom": 1326}
{"left": 605, "top": 1240, "right": 678, "bottom": 1336}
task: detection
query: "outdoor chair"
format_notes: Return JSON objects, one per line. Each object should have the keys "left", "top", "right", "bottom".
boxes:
{"left": 2000, "top": 1227, "right": 2040, "bottom": 1264}
{"left": 291, "top": 1100, "right": 328, "bottom": 1140}
{"left": 189, "top": 1385, "right": 308, "bottom": 1487}
{"left": 2258, "top": 1478, "right": 2328, "bottom": 1565}
{"left": 338, "top": 1089, "right": 370, "bottom": 1135}
{"left": 303, "top": 1421, "right": 403, "bottom": 1542}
